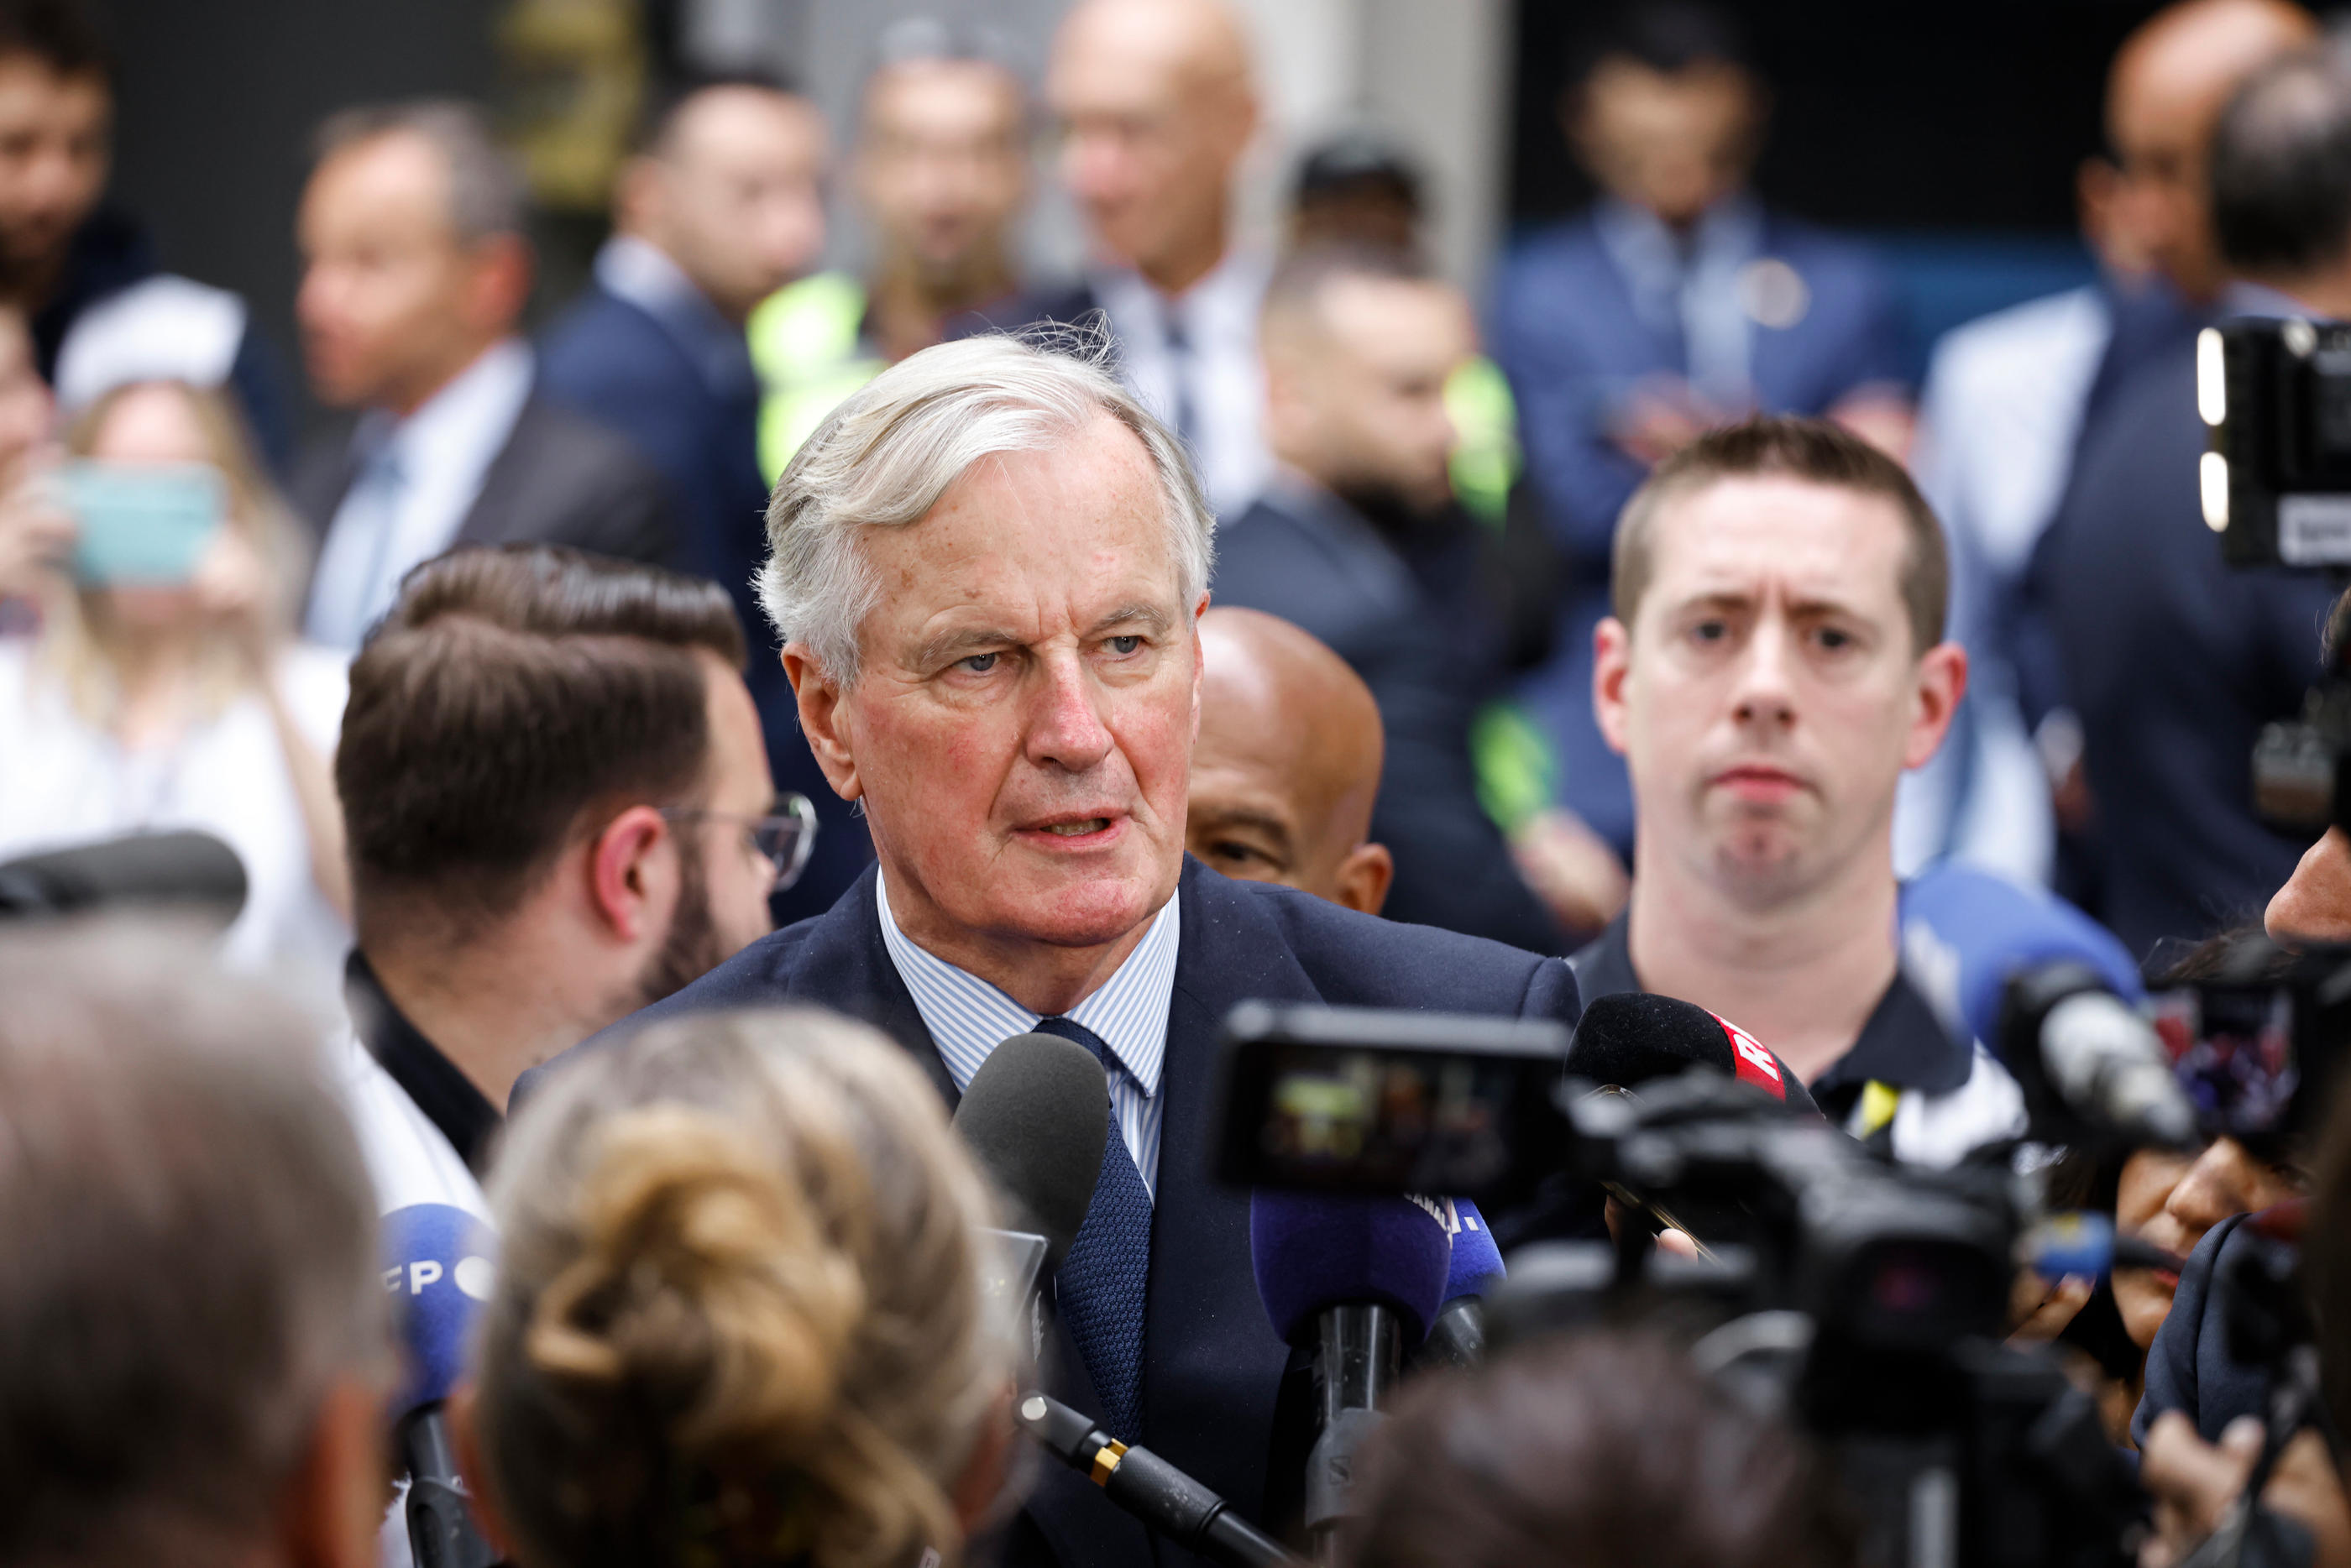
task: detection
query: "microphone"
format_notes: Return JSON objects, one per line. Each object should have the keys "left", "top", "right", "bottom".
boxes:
{"left": 952, "top": 1032, "right": 1111, "bottom": 1273}
{"left": 1250, "top": 1189, "right": 1451, "bottom": 1554}
{"left": 1416, "top": 1199, "right": 1505, "bottom": 1372}
{"left": 2001, "top": 963, "right": 2199, "bottom": 1149}
{"left": 1018, "top": 1392, "right": 1302, "bottom": 1567}
{"left": 0, "top": 828, "right": 246, "bottom": 928}
{"left": 1566, "top": 990, "right": 1822, "bottom": 1117}
{"left": 381, "top": 1203, "right": 500, "bottom": 1568}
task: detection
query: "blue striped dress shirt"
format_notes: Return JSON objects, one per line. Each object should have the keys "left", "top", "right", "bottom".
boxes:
{"left": 874, "top": 870, "right": 1177, "bottom": 1196}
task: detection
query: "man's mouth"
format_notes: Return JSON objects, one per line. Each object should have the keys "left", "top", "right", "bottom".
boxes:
{"left": 1711, "top": 764, "right": 1808, "bottom": 801}
{"left": 1041, "top": 818, "right": 1111, "bottom": 837}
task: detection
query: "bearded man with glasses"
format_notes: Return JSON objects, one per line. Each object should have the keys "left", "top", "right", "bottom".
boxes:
{"left": 330, "top": 543, "right": 805, "bottom": 1209}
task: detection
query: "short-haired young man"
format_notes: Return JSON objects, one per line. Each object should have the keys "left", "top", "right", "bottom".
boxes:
{"left": 1578, "top": 416, "right": 2026, "bottom": 1163}
{"left": 334, "top": 544, "right": 793, "bottom": 1201}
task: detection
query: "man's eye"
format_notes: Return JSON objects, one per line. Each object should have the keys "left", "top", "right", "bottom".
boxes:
{"left": 1211, "top": 839, "right": 1267, "bottom": 866}
{"left": 958, "top": 651, "right": 999, "bottom": 673}
{"left": 1815, "top": 627, "right": 1854, "bottom": 651}
{"left": 1106, "top": 635, "right": 1143, "bottom": 656}
{"left": 1690, "top": 619, "right": 1727, "bottom": 643}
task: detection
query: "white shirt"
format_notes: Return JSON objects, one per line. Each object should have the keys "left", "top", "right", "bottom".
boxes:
{"left": 1092, "top": 249, "right": 1273, "bottom": 518}
{"left": 304, "top": 338, "right": 536, "bottom": 651}
{"left": 0, "top": 639, "right": 350, "bottom": 994}
{"left": 1895, "top": 285, "right": 2115, "bottom": 885}
{"left": 874, "top": 867, "right": 1179, "bottom": 1195}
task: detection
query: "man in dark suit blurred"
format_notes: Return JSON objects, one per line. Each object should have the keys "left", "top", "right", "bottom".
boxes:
{"left": 537, "top": 76, "right": 869, "bottom": 920}
{"left": 291, "top": 102, "right": 673, "bottom": 654}
{"left": 1214, "top": 244, "right": 1597, "bottom": 953}
{"left": 1491, "top": 3, "right": 1913, "bottom": 862}
{"left": 2029, "top": 44, "right": 2349, "bottom": 957}
{"left": 517, "top": 334, "right": 1588, "bottom": 1568}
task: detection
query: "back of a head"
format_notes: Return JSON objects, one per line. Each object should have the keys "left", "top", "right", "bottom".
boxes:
{"left": 1343, "top": 1331, "right": 1848, "bottom": 1568}
{"left": 0, "top": 918, "right": 380, "bottom": 1568}
{"left": 479, "top": 1007, "right": 1012, "bottom": 1568}
{"left": 337, "top": 544, "right": 746, "bottom": 943}
{"left": 2211, "top": 45, "right": 2351, "bottom": 282}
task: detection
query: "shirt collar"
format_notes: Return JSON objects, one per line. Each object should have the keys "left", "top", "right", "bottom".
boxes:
{"left": 872, "top": 865, "right": 1178, "bottom": 1097}
{"left": 1092, "top": 245, "right": 1272, "bottom": 345}
{"left": 343, "top": 949, "right": 501, "bottom": 1173}
{"left": 1573, "top": 902, "right": 1972, "bottom": 1095}
{"left": 596, "top": 234, "right": 757, "bottom": 397}
{"left": 360, "top": 335, "right": 534, "bottom": 473}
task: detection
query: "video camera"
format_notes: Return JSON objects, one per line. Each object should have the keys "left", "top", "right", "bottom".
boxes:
{"left": 2198, "top": 318, "right": 2351, "bottom": 832}
{"left": 1216, "top": 1001, "right": 2142, "bottom": 1568}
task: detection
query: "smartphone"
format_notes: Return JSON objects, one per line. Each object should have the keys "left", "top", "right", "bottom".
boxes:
{"left": 65, "top": 461, "right": 226, "bottom": 587}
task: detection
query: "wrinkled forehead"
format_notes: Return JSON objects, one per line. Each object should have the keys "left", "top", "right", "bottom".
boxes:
{"left": 1645, "top": 473, "right": 1911, "bottom": 618}
{"left": 860, "top": 414, "right": 1190, "bottom": 630}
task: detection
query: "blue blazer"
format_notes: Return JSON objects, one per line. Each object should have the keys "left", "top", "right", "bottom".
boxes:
{"left": 537, "top": 285, "right": 873, "bottom": 922}
{"left": 1489, "top": 207, "right": 1909, "bottom": 857}
{"left": 516, "top": 856, "right": 1584, "bottom": 1567}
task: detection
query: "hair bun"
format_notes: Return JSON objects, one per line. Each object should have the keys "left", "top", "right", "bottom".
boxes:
{"left": 527, "top": 1105, "right": 867, "bottom": 1458}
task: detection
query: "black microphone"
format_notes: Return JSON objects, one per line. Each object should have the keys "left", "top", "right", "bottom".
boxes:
{"left": 1567, "top": 990, "right": 1822, "bottom": 1116}
{"left": 952, "top": 1031, "right": 1111, "bottom": 1273}
{"left": 380, "top": 1203, "right": 500, "bottom": 1568}
{"left": 0, "top": 828, "right": 247, "bottom": 928}
{"left": 1018, "top": 1391, "right": 1303, "bottom": 1568}
{"left": 2002, "top": 963, "right": 2200, "bottom": 1149}
{"left": 1251, "top": 1189, "right": 1450, "bottom": 1558}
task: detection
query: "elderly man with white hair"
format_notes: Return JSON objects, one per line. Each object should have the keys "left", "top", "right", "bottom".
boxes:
{"left": 519, "top": 332, "right": 1591, "bottom": 1566}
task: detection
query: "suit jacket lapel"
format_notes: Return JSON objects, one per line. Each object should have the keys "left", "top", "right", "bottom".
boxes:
{"left": 1139, "top": 859, "right": 1322, "bottom": 1528}
{"left": 783, "top": 865, "right": 957, "bottom": 1105}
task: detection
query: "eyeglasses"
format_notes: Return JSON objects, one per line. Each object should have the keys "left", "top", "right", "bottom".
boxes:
{"left": 660, "top": 792, "right": 820, "bottom": 892}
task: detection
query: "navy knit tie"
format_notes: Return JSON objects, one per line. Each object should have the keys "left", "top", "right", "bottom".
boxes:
{"left": 1034, "top": 1015, "right": 1152, "bottom": 1442}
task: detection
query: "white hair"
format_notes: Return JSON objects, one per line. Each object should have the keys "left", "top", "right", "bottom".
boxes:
{"left": 757, "top": 329, "right": 1217, "bottom": 683}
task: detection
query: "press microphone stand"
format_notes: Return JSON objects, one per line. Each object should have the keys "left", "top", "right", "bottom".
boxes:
{"left": 1305, "top": 1303, "right": 1401, "bottom": 1565}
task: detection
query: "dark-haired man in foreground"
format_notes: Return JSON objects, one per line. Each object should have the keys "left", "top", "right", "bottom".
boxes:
{"left": 333, "top": 545, "right": 788, "bottom": 1205}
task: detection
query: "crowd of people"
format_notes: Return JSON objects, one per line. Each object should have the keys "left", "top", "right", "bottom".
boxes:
{"left": 13, "top": 0, "right": 2351, "bottom": 1563}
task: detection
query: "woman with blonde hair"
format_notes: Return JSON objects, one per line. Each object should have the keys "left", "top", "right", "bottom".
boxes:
{"left": 463, "top": 1007, "right": 1021, "bottom": 1568}
{"left": 0, "top": 369, "right": 349, "bottom": 979}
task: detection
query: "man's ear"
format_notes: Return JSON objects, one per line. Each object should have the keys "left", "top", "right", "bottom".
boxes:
{"left": 464, "top": 233, "right": 535, "bottom": 338}
{"left": 1187, "top": 593, "right": 1208, "bottom": 744}
{"left": 612, "top": 154, "right": 663, "bottom": 238}
{"left": 1903, "top": 640, "right": 1969, "bottom": 771}
{"left": 1333, "top": 841, "right": 1394, "bottom": 917}
{"left": 1592, "top": 615, "right": 1635, "bottom": 757}
{"left": 276, "top": 1375, "right": 388, "bottom": 1568}
{"left": 448, "top": 1382, "right": 517, "bottom": 1561}
{"left": 588, "top": 804, "right": 677, "bottom": 943}
{"left": 783, "top": 644, "right": 863, "bottom": 802}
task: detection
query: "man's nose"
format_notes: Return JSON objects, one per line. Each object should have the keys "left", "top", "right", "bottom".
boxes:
{"left": 1024, "top": 653, "right": 1115, "bottom": 772}
{"left": 1731, "top": 619, "right": 1799, "bottom": 729}
{"left": 2165, "top": 1138, "right": 2263, "bottom": 1235}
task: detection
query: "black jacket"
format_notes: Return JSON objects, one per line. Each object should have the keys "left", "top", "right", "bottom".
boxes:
{"left": 290, "top": 391, "right": 678, "bottom": 597}
{"left": 515, "top": 857, "right": 1586, "bottom": 1568}
{"left": 1212, "top": 483, "right": 1568, "bottom": 955}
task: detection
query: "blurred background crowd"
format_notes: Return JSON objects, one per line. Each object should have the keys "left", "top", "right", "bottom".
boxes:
{"left": 0, "top": 0, "right": 2334, "bottom": 988}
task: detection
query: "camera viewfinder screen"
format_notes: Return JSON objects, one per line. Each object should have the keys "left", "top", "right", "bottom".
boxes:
{"left": 2147, "top": 985, "right": 2298, "bottom": 1141}
{"left": 1251, "top": 1043, "right": 1526, "bottom": 1194}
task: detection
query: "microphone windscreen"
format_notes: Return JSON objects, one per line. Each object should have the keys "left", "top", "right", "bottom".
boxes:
{"left": 0, "top": 829, "right": 247, "bottom": 926}
{"left": 381, "top": 1203, "right": 497, "bottom": 1417}
{"left": 1250, "top": 1188, "right": 1452, "bottom": 1346}
{"left": 1568, "top": 991, "right": 1821, "bottom": 1117}
{"left": 953, "top": 1032, "right": 1110, "bottom": 1273}
{"left": 1443, "top": 1199, "right": 1505, "bottom": 1302}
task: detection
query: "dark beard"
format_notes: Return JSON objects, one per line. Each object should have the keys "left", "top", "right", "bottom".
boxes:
{"left": 1329, "top": 477, "right": 1458, "bottom": 547}
{"left": 634, "top": 846, "right": 728, "bottom": 1008}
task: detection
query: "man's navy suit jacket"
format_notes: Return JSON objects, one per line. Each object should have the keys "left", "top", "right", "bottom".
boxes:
{"left": 515, "top": 856, "right": 1584, "bottom": 1567}
{"left": 537, "top": 283, "right": 873, "bottom": 923}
